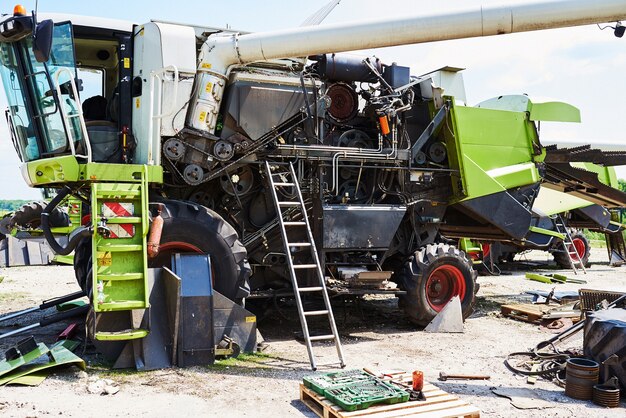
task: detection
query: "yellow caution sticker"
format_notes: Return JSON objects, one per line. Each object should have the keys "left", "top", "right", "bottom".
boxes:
{"left": 199, "top": 111, "right": 207, "bottom": 122}
{"left": 245, "top": 316, "right": 256, "bottom": 323}
{"left": 201, "top": 62, "right": 212, "bottom": 69}
{"left": 98, "top": 252, "right": 112, "bottom": 266}
{"left": 123, "top": 58, "right": 130, "bottom": 69}
{"left": 135, "top": 98, "right": 140, "bottom": 108}
{"left": 205, "top": 82, "right": 213, "bottom": 93}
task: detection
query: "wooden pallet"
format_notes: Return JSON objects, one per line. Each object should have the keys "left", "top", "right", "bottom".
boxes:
{"left": 500, "top": 303, "right": 552, "bottom": 324}
{"left": 300, "top": 381, "right": 480, "bottom": 418}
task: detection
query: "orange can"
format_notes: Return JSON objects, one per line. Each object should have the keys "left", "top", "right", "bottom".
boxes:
{"left": 412, "top": 370, "right": 424, "bottom": 391}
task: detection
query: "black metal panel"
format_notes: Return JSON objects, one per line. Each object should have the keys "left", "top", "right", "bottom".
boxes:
{"left": 171, "top": 254, "right": 214, "bottom": 367}
{"left": 213, "top": 291, "right": 257, "bottom": 353}
{"left": 322, "top": 205, "right": 406, "bottom": 249}
{"left": 455, "top": 187, "right": 535, "bottom": 240}
{"left": 574, "top": 205, "right": 611, "bottom": 229}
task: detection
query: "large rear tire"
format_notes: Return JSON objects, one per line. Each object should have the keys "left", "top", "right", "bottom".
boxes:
{"left": 74, "top": 200, "right": 251, "bottom": 302}
{"left": 149, "top": 200, "right": 251, "bottom": 301}
{"left": 10, "top": 201, "right": 69, "bottom": 229}
{"left": 553, "top": 232, "right": 590, "bottom": 269}
{"left": 399, "top": 243, "right": 478, "bottom": 327}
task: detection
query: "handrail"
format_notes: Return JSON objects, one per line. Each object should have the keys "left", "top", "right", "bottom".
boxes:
{"left": 53, "top": 67, "right": 92, "bottom": 162}
{"left": 147, "top": 65, "right": 179, "bottom": 164}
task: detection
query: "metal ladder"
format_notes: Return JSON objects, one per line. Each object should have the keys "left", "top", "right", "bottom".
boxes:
{"left": 554, "top": 215, "right": 587, "bottom": 275}
{"left": 264, "top": 161, "right": 345, "bottom": 370}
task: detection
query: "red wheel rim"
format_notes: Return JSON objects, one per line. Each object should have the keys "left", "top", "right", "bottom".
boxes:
{"left": 159, "top": 241, "right": 203, "bottom": 254}
{"left": 482, "top": 243, "right": 491, "bottom": 259}
{"left": 426, "top": 265, "right": 467, "bottom": 312}
{"left": 570, "top": 238, "right": 586, "bottom": 261}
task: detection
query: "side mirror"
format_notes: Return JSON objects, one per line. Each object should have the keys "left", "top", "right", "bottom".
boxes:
{"left": 32, "top": 19, "right": 53, "bottom": 63}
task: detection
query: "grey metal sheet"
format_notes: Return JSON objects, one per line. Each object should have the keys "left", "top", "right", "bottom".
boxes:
{"left": 322, "top": 205, "right": 406, "bottom": 249}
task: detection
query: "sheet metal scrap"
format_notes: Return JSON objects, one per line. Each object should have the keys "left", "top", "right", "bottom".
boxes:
{"left": 0, "top": 338, "right": 85, "bottom": 386}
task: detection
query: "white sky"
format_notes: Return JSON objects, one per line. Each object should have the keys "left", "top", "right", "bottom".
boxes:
{"left": 0, "top": 0, "right": 625, "bottom": 198}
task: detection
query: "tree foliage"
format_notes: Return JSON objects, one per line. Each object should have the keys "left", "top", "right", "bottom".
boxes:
{"left": 0, "top": 200, "right": 31, "bottom": 213}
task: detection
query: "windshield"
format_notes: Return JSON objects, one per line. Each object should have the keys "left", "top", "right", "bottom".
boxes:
{"left": 0, "top": 21, "right": 83, "bottom": 162}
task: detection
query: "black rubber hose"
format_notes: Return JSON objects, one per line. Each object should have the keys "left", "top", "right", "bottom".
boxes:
{"left": 41, "top": 187, "right": 91, "bottom": 255}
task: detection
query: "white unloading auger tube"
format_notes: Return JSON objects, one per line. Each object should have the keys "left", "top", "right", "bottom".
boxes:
{"left": 187, "top": 0, "right": 626, "bottom": 135}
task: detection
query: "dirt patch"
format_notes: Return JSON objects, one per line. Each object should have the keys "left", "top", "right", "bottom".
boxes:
{"left": 0, "top": 251, "right": 624, "bottom": 417}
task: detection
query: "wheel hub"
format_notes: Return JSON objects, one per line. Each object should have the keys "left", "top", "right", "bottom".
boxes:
{"left": 425, "top": 264, "right": 467, "bottom": 312}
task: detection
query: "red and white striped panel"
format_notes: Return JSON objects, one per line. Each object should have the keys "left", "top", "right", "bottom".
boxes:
{"left": 101, "top": 202, "right": 134, "bottom": 218}
{"left": 69, "top": 203, "right": 81, "bottom": 215}
{"left": 107, "top": 224, "right": 136, "bottom": 239}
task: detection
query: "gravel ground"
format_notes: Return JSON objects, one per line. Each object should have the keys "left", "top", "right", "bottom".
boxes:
{"left": 0, "top": 248, "right": 624, "bottom": 417}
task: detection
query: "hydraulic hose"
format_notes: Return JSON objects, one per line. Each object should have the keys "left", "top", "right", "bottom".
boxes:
{"left": 41, "top": 187, "right": 91, "bottom": 255}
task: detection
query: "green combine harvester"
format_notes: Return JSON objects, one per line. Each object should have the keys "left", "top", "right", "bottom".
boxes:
{"left": 2, "top": 0, "right": 626, "bottom": 369}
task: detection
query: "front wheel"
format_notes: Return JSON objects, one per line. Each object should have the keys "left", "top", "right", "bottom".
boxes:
{"left": 553, "top": 231, "right": 590, "bottom": 269}
{"left": 398, "top": 243, "right": 478, "bottom": 327}
{"left": 148, "top": 200, "right": 251, "bottom": 302}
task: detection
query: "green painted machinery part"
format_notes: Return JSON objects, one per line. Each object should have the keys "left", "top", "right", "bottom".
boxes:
{"left": 0, "top": 340, "right": 85, "bottom": 386}
{"left": 444, "top": 99, "right": 541, "bottom": 203}
{"left": 23, "top": 156, "right": 163, "bottom": 186}
{"left": 0, "top": 342, "right": 49, "bottom": 378}
{"left": 527, "top": 226, "right": 564, "bottom": 240}
{"left": 525, "top": 273, "right": 555, "bottom": 284}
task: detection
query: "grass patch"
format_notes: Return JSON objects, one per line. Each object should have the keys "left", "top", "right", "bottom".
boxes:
{"left": 474, "top": 296, "right": 502, "bottom": 312}
{"left": 0, "top": 291, "right": 26, "bottom": 302}
{"left": 212, "top": 352, "right": 275, "bottom": 370}
{"left": 589, "top": 239, "right": 607, "bottom": 249}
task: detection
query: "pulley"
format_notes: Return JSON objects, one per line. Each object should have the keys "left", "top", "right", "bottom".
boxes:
{"left": 213, "top": 140, "right": 235, "bottom": 161}
{"left": 183, "top": 164, "right": 204, "bottom": 185}
{"left": 163, "top": 138, "right": 186, "bottom": 161}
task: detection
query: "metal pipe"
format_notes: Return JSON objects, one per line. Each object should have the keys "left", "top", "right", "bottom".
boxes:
{"left": 212, "top": 0, "right": 626, "bottom": 70}
{"left": 190, "top": 0, "right": 626, "bottom": 135}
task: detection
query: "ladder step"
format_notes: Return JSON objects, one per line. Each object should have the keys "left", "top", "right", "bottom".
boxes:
{"left": 273, "top": 182, "right": 295, "bottom": 186}
{"left": 287, "top": 242, "right": 312, "bottom": 247}
{"left": 278, "top": 201, "right": 301, "bottom": 207}
{"left": 309, "top": 334, "right": 336, "bottom": 342}
{"left": 293, "top": 264, "right": 318, "bottom": 269}
{"left": 96, "top": 190, "right": 141, "bottom": 198}
{"left": 283, "top": 221, "right": 306, "bottom": 226}
{"left": 95, "top": 329, "right": 149, "bottom": 341}
{"left": 299, "top": 286, "right": 324, "bottom": 292}
{"left": 105, "top": 217, "right": 142, "bottom": 224}
{"left": 304, "top": 310, "right": 329, "bottom": 316}
{"left": 97, "top": 244, "right": 143, "bottom": 252}
{"left": 97, "top": 300, "right": 147, "bottom": 311}
{"left": 98, "top": 273, "right": 144, "bottom": 281}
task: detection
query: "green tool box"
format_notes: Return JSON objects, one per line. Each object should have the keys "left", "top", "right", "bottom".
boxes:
{"left": 303, "top": 370, "right": 409, "bottom": 412}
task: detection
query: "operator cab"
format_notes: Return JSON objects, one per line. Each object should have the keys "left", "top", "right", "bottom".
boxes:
{"left": 0, "top": 7, "right": 133, "bottom": 166}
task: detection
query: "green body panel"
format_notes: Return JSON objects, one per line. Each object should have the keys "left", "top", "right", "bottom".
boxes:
{"left": 0, "top": 341, "right": 85, "bottom": 386}
{"left": 477, "top": 95, "right": 581, "bottom": 122}
{"left": 533, "top": 187, "right": 594, "bottom": 216}
{"left": 529, "top": 102, "right": 581, "bottom": 122}
{"left": 24, "top": 157, "right": 163, "bottom": 186}
{"left": 528, "top": 225, "right": 564, "bottom": 240}
{"left": 445, "top": 101, "right": 541, "bottom": 202}
{"left": 0, "top": 343, "right": 49, "bottom": 378}
{"left": 24, "top": 155, "right": 81, "bottom": 185}
{"left": 458, "top": 238, "right": 480, "bottom": 253}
